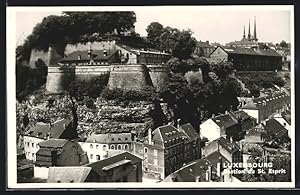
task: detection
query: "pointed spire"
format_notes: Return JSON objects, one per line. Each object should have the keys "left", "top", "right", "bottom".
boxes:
{"left": 253, "top": 16, "right": 257, "bottom": 41}
{"left": 248, "top": 19, "right": 251, "bottom": 40}
{"left": 243, "top": 25, "right": 246, "bottom": 38}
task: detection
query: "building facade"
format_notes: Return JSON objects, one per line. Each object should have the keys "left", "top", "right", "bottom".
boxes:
{"left": 79, "top": 132, "right": 133, "bottom": 163}
{"left": 23, "top": 118, "right": 78, "bottom": 162}
{"left": 210, "top": 46, "right": 282, "bottom": 71}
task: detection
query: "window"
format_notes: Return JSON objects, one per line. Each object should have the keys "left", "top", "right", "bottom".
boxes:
{"left": 125, "top": 137, "right": 128, "bottom": 141}
{"left": 124, "top": 144, "right": 129, "bottom": 150}
{"left": 90, "top": 144, "right": 93, "bottom": 149}
{"left": 32, "top": 153, "right": 35, "bottom": 157}
{"left": 117, "top": 144, "right": 122, "bottom": 150}
{"left": 32, "top": 143, "right": 34, "bottom": 147}
{"left": 118, "top": 138, "right": 121, "bottom": 141}
{"left": 96, "top": 145, "right": 99, "bottom": 149}
{"left": 96, "top": 155, "right": 100, "bottom": 160}
{"left": 144, "top": 147, "right": 148, "bottom": 153}
{"left": 90, "top": 154, "right": 93, "bottom": 159}
{"left": 111, "top": 138, "right": 115, "bottom": 141}
{"left": 154, "top": 149, "right": 158, "bottom": 157}
{"left": 103, "top": 145, "right": 107, "bottom": 151}
{"left": 110, "top": 145, "right": 115, "bottom": 150}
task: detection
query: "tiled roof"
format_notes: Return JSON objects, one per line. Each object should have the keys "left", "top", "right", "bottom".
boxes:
{"left": 264, "top": 119, "right": 288, "bottom": 142}
{"left": 241, "top": 142, "right": 264, "bottom": 154}
{"left": 206, "top": 151, "right": 230, "bottom": 169}
{"left": 196, "top": 41, "right": 214, "bottom": 48}
{"left": 164, "top": 158, "right": 215, "bottom": 182}
{"left": 86, "top": 133, "right": 132, "bottom": 144}
{"left": 211, "top": 114, "right": 238, "bottom": 129}
{"left": 179, "top": 123, "right": 199, "bottom": 140}
{"left": 47, "top": 167, "right": 92, "bottom": 183}
{"left": 86, "top": 151, "right": 141, "bottom": 177}
{"left": 222, "top": 46, "right": 281, "bottom": 57}
{"left": 154, "top": 125, "right": 182, "bottom": 142}
{"left": 231, "top": 110, "right": 253, "bottom": 120}
{"left": 25, "top": 119, "right": 72, "bottom": 139}
{"left": 38, "top": 139, "right": 68, "bottom": 148}
{"left": 60, "top": 49, "right": 118, "bottom": 62}
{"left": 218, "top": 137, "right": 240, "bottom": 154}
{"left": 246, "top": 127, "right": 266, "bottom": 137}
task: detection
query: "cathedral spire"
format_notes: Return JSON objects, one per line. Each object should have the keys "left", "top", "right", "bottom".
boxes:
{"left": 248, "top": 19, "right": 251, "bottom": 40}
{"left": 243, "top": 25, "right": 246, "bottom": 39}
{"left": 253, "top": 16, "right": 257, "bottom": 41}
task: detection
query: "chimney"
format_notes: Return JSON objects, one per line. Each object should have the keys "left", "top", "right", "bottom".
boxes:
{"left": 177, "top": 119, "right": 181, "bottom": 129}
{"left": 148, "top": 128, "right": 152, "bottom": 145}
{"left": 77, "top": 55, "right": 81, "bottom": 60}
{"left": 88, "top": 46, "right": 93, "bottom": 59}
{"left": 206, "top": 165, "right": 212, "bottom": 181}
{"left": 206, "top": 41, "right": 209, "bottom": 44}
{"left": 225, "top": 110, "right": 228, "bottom": 115}
{"left": 217, "top": 157, "right": 223, "bottom": 179}
{"left": 230, "top": 136, "right": 233, "bottom": 143}
{"left": 195, "top": 176, "right": 201, "bottom": 182}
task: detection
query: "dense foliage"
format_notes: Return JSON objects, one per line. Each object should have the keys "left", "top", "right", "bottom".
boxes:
{"left": 101, "top": 85, "right": 158, "bottom": 104}
{"left": 16, "top": 59, "right": 48, "bottom": 101}
{"left": 18, "top": 12, "right": 137, "bottom": 62}
{"left": 146, "top": 22, "right": 197, "bottom": 60}
{"left": 67, "top": 75, "right": 109, "bottom": 101}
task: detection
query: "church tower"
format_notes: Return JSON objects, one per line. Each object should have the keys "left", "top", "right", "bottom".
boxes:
{"left": 247, "top": 19, "right": 251, "bottom": 41}
{"left": 253, "top": 16, "right": 258, "bottom": 42}
{"left": 243, "top": 25, "right": 246, "bottom": 39}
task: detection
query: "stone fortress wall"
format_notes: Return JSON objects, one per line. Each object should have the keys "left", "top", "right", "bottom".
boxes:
{"left": 29, "top": 41, "right": 171, "bottom": 94}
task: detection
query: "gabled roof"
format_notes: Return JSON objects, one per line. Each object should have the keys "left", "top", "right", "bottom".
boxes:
{"left": 196, "top": 41, "right": 214, "bottom": 48}
{"left": 60, "top": 49, "right": 118, "bottom": 62}
{"left": 86, "top": 133, "right": 132, "bottom": 144}
{"left": 211, "top": 114, "right": 238, "bottom": 129}
{"left": 231, "top": 110, "right": 254, "bottom": 121}
{"left": 38, "top": 139, "right": 68, "bottom": 148}
{"left": 164, "top": 157, "right": 215, "bottom": 182}
{"left": 86, "top": 151, "right": 141, "bottom": 177}
{"left": 25, "top": 119, "right": 72, "bottom": 139}
{"left": 218, "top": 137, "right": 240, "bottom": 154}
{"left": 216, "top": 46, "right": 281, "bottom": 57}
{"left": 47, "top": 167, "right": 92, "bottom": 183}
{"left": 264, "top": 119, "right": 288, "bottom": 142}
{"left": 153, "top": 125, "right": 182, "bottom": 143}
{"left": 179, "top": 123, "right": 199, "bottom": 140}
{"left": 206, "top": 151, "right": 230, "bottom": 169}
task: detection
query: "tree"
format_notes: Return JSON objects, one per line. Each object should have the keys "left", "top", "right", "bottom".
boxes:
{"left": 210, "top": 61, "right": 234, "bottom": 80}
{"left": 172, "top": 29, "right": 197, "bottom": 60}
{"left": 279, "top": 40, "right": 288, "bottom": 48}
{"left": 146, "top": 22, "right": 164, "bottom": 48}
{"left": 147, "top": 24, "right": 197, "bottom": 60}
{"left": 166, "top": 57, "right": 186, "bottom": 74}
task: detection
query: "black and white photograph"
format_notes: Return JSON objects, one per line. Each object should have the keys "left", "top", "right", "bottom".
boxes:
{"left": 6, "top": 5, "right": 295, "bottom": 188}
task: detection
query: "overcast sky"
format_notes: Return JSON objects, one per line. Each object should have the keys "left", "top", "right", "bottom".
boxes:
{"left": 15, "top": 6, "right": 292, "bottom": 46}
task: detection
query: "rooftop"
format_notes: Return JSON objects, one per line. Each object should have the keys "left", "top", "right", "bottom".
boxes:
{"left": 25, "top": 119, "right": 72, "bottom": 139}
{"left": 179, "top": 123, "right": 199, "bottom": 140}
{"left": 86, "top": 151, "right": 141, "bottom": 177}
{"left": 38, "top": 139, "right": 69, "bottom": 148}
{"left": 211, "top": 114, "right": 238, "bottom": 129}
{"left": 86, "top": 132, "right": 132, "bottom": 144}
{"left": 218, "top": 46, "right": 281, "bottom": 57}
{"left": 60, "top": 49, "right": 118, "bottom": 62}
{"left": 47, "top": 167, "right": 92, "bottom": 183}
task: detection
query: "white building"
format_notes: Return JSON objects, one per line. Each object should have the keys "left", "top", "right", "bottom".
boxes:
{"left": 79, "top": 132, "right": 133, "bottom": 163}
{"left": 23, "top": 118, "right": 77, "bottom": 162}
